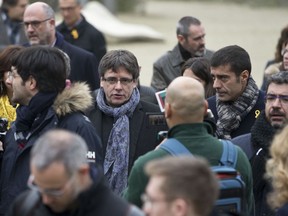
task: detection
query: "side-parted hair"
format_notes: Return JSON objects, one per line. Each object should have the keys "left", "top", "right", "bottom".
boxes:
{"left": 145, "top": 156, "right": 219, "bottom": 216}
{"left": 266, "top": 125, "right": 288, "bottom": 209}
{"left": 176, "top": 16, "right": 201, "bottom": 39}
{"left": 98, "top": 49, "right": 140, "bottom": 80}
{"left": 266, "top": 71, "right": 288, "bottom": 92}
{"left": 211, "top": 45, "right": 251, "bottom": 77}
{"left": 31, "top": 129, "right": 88, "bottom": 177}
{"left": 11, "top": 46, "right": 68, "bottom": 93}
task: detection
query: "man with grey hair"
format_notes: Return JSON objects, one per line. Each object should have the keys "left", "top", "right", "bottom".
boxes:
{"left": 23, "top": 1, "right": 99, "bottom": 90}
{"left": 151, "top": 16, "right": 214, "bottom": 91}
{"left": 7, "top": 129, "right": 144, "bottom": 216}
{"left": 57, "top": 0, "right": 106, "bottom": 63}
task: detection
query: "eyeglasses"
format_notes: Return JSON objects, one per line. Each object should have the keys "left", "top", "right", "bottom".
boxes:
{"left": 141, "top": 193, "right": 172, "bottom": 208}
{"left": 27, "top": 175, "right": 74, "bottom": 197}
{"left": 7, "top": 71, "right": 20, "bottom": 81}
{"left": 102, "top": 77, "right": 134, "bottom": 86}
{"left": 59, "top": 6, "right": 77, "bottom": 12}
{"left": 23, "top": 18, "right": 51, "bottom": 29}
{"left": 265, "top": 94, "right": 288, "bottom": 105}
{"left": 281, "top": 48, "right": 288, "bottom": 56}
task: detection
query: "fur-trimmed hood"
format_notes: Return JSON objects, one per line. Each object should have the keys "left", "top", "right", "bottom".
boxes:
{"left": 53, "top": 82, "right": 93, "bottom": 117}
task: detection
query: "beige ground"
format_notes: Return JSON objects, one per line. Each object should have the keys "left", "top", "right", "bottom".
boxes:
{"left": 107, "top": 0, "right": 288, "bottom": 88}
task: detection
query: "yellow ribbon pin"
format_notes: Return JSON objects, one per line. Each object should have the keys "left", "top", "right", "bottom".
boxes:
{"left": 255, "top": 110, "right": 260, "bottom": 118}
{"left": 71, "top": 29, "right": 79, "bottom": 39}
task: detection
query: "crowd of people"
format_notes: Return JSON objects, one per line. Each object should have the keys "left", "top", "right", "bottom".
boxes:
{"left": 0, "top": 0, "right": 288, "bottom": 215}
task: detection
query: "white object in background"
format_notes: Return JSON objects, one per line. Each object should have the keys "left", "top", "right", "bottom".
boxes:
{"left": 82, "top": 1, "right": 164, "bottom": 41}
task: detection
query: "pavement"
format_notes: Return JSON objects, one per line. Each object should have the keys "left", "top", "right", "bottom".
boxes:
{"left": 107, "top": 0, "right": 288, "bottom": 88}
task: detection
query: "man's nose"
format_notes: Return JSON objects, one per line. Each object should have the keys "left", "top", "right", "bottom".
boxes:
{"left": 213, "top": 78, "right": 221, "bottom": 89}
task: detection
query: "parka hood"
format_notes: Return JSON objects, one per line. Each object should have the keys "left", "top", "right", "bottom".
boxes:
{"left": 53, "top": 82, "right": 93, "bottom": 117}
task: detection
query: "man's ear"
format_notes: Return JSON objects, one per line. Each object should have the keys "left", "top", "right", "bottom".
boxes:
{"left": 171, "top": 198, "right": 190, "bottom": 216}
{"left": 177, "top": 34, "right": 185, "bottom": 44}
{"left": 28, "top": 75, "right": 37, "bottom": 90}
{"left": 164, "top": 102, "right": 171, "bottom": 119}
{"left": 240, "top": 70, "right": 249, "bottom": 83}
{"left": 203, "top": 100, "right": 208, "bottom": 117}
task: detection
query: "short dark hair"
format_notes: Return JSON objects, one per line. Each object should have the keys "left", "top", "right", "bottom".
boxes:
{"left": 266, "top": 71, "right": 288, "bottom": 91}
{"left": 176, "top": 16, "right": 201, "bottom": 38}
{"left": 98, "top": 49, "right": 140, "bottom": 79}
{"left": 211, "top": 45, "right": 251, "bottom": 76}
{"left": 1, "top": 0, "right": 19, "bottom": 11}
{"left": 11, "top": 46, "right": 67, "bottom": 93}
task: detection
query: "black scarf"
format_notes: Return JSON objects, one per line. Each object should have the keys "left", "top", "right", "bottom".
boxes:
{"left": 251, "top": 112, "right": 276, "bottom": 152}
{"left": 15, "top": 92, "right": 57, "bottom": 146}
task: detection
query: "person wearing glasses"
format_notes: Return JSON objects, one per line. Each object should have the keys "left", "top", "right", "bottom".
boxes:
{"left": 142, "top": 156, "right": 219, "bottom": 216}
{"left": 0, "top": 46, "right": 103, "bottom": 216}
{"left": 87, "top": 49, "right": 167, "bottom": 196}
{"left": 56, "top": 0, "right": 106, "bottom": 64}
{"left": 7, "top": 129, "right": 144, "bottom": 216}
{"left": 0, "top": 0, "right": 28, "bottom": 52}
{"left": 22, "top": 2, "right": 100, "bottom": 91}
{"left": 232, "top": 71, "right": 288, "bottom": 216}
{"left": 151, "top": 16, "right": 214, "bottom": 92}
{"left": 0, "top": 45, "right": 23, "bottom": 129}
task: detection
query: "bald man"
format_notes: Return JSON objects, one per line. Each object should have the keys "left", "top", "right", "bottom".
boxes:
{"left": 22, "top": 2, "right": 99, "bottom": 90}
{"left": 123, "top": 77, "right": 254, "bottom": 215}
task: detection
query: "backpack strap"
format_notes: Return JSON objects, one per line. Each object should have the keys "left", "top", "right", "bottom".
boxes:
{"left": 160, "top": 138, "right": 192, "bottom": 156}
{"left": 220, "top": 139, "right": 238, "bottom": 168}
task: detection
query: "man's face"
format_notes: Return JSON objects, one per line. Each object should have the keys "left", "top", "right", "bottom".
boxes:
{"left": 30, "top": 162, "right": 79, "bottom": 213}
{"left": 143, "top": 176, "right": 174, "bottom": 216}
{"left": 7, "top": 0, "right": 28, "bottom": 21}
{"left": 211, "top": 65, "right": 246, "bottom": 102}
{"left": 179, "top": 24, "right": 206, "bottom": 57}
{"left": 100, "top": 67, "right": 137, "bottom": 107}
{"left": 6, "top": 67, "right": 32, "bottom": 105}
{"left": 265, "top": 83, "right": 288, "bottom": 129}
{"left": 23, "top": 6, "right": 54, "bottom": 45}
{"left": 59, "top": 0, "right": 81, "bottom": 28}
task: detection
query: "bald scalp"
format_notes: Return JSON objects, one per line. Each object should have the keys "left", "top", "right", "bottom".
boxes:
{"left": 166, "top": 77, "right": 205, "bottom": 120}
{"left": 25, "top": 2, "right": 55, "bottom": 19}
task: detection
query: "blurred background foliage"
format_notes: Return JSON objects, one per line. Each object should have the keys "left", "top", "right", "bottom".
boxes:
{"left": 31, "top": 0, "right": 288, "bottom": 13}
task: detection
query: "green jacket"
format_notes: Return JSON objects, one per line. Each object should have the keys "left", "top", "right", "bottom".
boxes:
{"left": 123, "top": 123, "right": 254, "bottom": 215}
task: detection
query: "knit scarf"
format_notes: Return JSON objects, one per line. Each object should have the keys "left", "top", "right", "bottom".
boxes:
{"left": 14, "top": 92, "right": 57, "bottom": 147}
{"left": 97, "top": 87, "right": 140, "bottom": 195}
{"left": 216, "top": 77, "right": 259, "bottom": 139}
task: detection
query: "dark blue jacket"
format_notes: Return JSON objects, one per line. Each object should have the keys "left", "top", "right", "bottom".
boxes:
{"left": 207, "top": 90, "right": 265, "bottom": 138}
{"left": 0, "top": 83, "right": 103, "bottom": 216}
{"left": 54, "top": 32, "right": 100, "bottom": 91}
